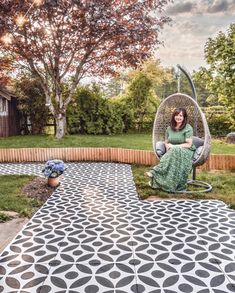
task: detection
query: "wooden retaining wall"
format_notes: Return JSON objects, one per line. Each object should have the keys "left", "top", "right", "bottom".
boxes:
{"left": 0, "top": 148, "right": 234, "bottom": 171}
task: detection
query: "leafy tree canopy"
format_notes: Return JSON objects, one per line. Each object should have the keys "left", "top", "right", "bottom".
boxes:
{"left": 127, "top": 58, "right": 171, "bottom": 86}
{"left": 0, "top": 0, "right": 170, "bottom": 138}
{"left": 192, "top": 67, "right": 215, "bottom": 107}
{"left": 204, "top": 23, "right": 235, "bottom": 129}
{"left": 0, "top": 55, "right": 13, "bottom": 86}
{"left": 124, "top": 60, "right": 169, "bottom": 131}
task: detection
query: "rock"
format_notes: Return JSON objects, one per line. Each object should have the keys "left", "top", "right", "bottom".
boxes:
{"left": 0, "top": 211, "right": 19, "bottom": 218}
{"left": 226, "top": 132, "right": 235, "bottom": 144}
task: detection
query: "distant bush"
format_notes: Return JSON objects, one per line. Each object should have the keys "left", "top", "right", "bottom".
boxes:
{"left": 67, "top": 85, "right": 125, "bottom": 135}
{"left": 204, "top": 106, "right": 232, "bottom": 136}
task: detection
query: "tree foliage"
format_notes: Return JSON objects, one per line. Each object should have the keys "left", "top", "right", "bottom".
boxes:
{"left": 204, "top": 106, "right": 231, "bottom": 136}
{"left": 118, "top": 59, "right": 170, "bottom": 131}
{"left": 14, "top": 75, "right": 49, "bottom": 134}
{"left": 109, "top": 97, "right": 134, "bottom": 133}
{"left": 0, "top": 0, "right": 170, "bottom": 138}
{"left": 0, "top": 55, "right": 13, "bottom": 86}
{"left": 125, "top": 73, "right": 157, "bottom": 131}
{"left": 204, "top": 23, "right": 235, "bottom": 129}
{"left": 192, "top": 67, "right": 215, "bottom": 107}
{"left": 102, "top": 73, "right": 128, "bottom": 99}
{"left": 155, "top": 67, "right": 193, "bottom": 100}
{"left": 67, "top": 85, "right": 124, "bottom": 135}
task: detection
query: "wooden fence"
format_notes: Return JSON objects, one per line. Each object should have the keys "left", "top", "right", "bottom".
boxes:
{"left": 0, "top": 148, "right": 234, "bottom": 171}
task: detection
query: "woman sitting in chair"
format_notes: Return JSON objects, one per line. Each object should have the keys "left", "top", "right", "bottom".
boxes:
{"left": 145, "top": 107, "right": 196, "bottom": 192}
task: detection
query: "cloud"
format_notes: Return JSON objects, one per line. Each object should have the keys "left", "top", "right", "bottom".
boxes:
{"left": 176, "top": 21, "right": 201, "bottom": 35}
{"left": 165, "top": 0, "right": 235, "bottom": 15}
{"left": 156, "top": 0, "right": 234, "bottom": 72}
{"left": 166, "top": 2, "right": 195, "bottom": 15}
{"left": 206, "top": 0, "right": 233, "bottom": 13}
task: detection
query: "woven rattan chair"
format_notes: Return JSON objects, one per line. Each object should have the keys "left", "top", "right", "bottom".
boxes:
{"left": 152, "top": 66, "right": 212, "bottom": 192}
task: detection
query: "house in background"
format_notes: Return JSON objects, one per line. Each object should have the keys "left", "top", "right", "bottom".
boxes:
{"left": 0, "top": 87, "right": 21, "bottom": 137}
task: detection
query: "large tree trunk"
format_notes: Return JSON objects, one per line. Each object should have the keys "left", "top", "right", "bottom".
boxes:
{"left": 55, "top": 114, "right": 66, "bottom": 139}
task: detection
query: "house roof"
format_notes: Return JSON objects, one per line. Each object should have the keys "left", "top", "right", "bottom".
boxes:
{"left": 0, "top": 87, "right": 16, "bottom": 101}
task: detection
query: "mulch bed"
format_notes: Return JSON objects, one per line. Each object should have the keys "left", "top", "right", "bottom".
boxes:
{"left": 22, "top": 177, "right": 56, "bottom": 202}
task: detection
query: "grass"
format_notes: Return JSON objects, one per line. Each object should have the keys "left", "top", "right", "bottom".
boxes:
{"left": 0, "top": 134, "right": 152, "bottom": 149}
{"left": 211, "top": 139, "right": 235, "bottom": 154}
{"left": 132, "top": 165, "right": 235, "bottom": 208}
{"left": 0, "top": 134, "right": 235, "bottom": 154}
{"left": 0, "top": 175, "right": 43, "bottom": 219}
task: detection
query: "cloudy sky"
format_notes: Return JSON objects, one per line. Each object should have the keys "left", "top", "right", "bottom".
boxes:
{"left": 156, "top": 0, "right": 235, "bottom": 73}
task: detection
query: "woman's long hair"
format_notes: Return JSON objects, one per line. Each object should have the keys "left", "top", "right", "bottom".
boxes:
{"left": 170, "top": 108, "right": 188, "bottom": 131}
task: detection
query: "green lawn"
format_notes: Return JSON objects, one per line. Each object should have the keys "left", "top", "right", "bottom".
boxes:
{"left": 0, "top": 134, "right": 234, "bottom": 154}
{"left": 0, "top": 175, "right": 42, "bottom": 221}
{"left": 211, "top": 139, "right": 235, "bottom": 154}
{"left": 132, "top": 165, "right": 235, "bottom": 209}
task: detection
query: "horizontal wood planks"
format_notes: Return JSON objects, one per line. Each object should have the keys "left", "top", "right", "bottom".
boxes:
{"left": 0, "top": 148, "right": 234, "bottom": 171}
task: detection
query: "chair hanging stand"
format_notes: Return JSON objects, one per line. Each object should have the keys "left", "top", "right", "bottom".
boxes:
{"left": 177, "top": 65, "right": 212, "bottom": 193}
{"left": 152, "top": 65, "right": 212, "bottom": 193}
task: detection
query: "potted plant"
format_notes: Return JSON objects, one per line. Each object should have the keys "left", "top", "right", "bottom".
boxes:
{"left": 42, "top": 159, "right": 66, "bottom": 187}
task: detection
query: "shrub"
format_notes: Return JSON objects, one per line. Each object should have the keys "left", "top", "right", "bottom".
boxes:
{"left": 67, "top": 85, "right": 124, "bottom": 135}
{"left": 204, "top": 106, "right": 232, "bottom": 136}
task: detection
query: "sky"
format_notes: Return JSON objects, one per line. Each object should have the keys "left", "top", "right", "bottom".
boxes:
{"left": 156, "top": 0, "right": 235, "bottom": 73}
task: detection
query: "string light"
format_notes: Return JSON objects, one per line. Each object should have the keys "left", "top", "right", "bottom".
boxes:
{"left": 15, "top": 14, "right": 27, "bottom": 27}
{"left": 1, "top": 33, "right": 12, "bottom": 45}
{"left": 34, "top": 0, "right": 45, "bottom": 6}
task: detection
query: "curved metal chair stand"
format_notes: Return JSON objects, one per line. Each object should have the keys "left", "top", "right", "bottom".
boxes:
{"left": 152, "top": 67, "right": 212, "bottom": 193}
{"left": 185, "top": 180, "right": 212, "bottom": 193}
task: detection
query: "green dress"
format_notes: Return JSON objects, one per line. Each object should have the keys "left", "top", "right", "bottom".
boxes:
{"left": 150, "top": 124, "right": 196, "bottom": 192}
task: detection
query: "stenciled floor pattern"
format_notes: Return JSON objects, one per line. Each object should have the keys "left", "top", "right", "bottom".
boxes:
{"left": 0, "top": 162, "right": 235, "bottom": 293}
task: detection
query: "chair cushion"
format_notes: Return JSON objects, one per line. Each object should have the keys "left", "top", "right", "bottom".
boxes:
{"left": 156, "top": 139, "right": 204, "bottom": 162}
{"left": 193, "top": 145, "right": 203, "bottom": 162}
{"left": 155, "top": 141, "right": 166, "bottom": 158}
{"left": 192, "top": 136, "right": 204, "bottom": 148}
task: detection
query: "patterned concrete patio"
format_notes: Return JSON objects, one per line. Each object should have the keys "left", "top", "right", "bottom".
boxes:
{"left": 0, "top": 162, "right": 235, "bottom": 293}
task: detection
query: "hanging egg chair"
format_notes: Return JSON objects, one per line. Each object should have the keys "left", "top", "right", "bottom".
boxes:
{"left": 152, "top": 65, "right": 212, "bottom": 193}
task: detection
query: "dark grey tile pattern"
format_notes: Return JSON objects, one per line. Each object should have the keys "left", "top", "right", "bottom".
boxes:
{"left": 0, "top": 162, "right": 235, "bottom": 292}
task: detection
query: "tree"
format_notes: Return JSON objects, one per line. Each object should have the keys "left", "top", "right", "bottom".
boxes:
{"left": 192, "top": 67, "right": 215, "bottom": 107}
{"left": 14, "top": 75, "right": 49, "bottom": 134}
{"left": 102, "top": 73, "right": 128, "bottom": 99}
{"left": 155, "top": 66, "right": 193, "bottom": 100}
{"left": 204, "top": 23, "right": 235, "bottom": 129}
{"left": 125, "top": 73, "right": 161, "bottom": 131}
{"left": 0, "top": 55, "right": 13, "bottom": 86}
{"left": 0, "top": 0, "right": 170, "bottom": 138}
{"left": 126, "top": 72, "right": 156, "bottom": 131}
{"left": 128, "top": 58, "right": 171, "bottom": 87}
{"left": 114, "top": 59, "right": 170, "bottom": 131}
{"left": 155, "top": 67, "right": 177, "bottom": 99}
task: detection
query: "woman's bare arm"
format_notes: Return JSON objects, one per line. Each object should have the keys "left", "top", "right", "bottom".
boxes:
{"left": 179, "top": 138, "right": 193, "bottom": 148}
{"left": 165, "top": 138, "right": 193, "bottom": 150}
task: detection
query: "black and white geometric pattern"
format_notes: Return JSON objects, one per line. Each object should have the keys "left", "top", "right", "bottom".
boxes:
{"left": 0, "top": 162, "right": 235, "bottom": 293}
